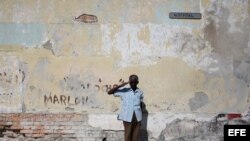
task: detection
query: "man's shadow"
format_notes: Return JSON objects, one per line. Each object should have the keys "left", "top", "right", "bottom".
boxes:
{"left": 140, "top": 101, "right": 148, "bottom": 141}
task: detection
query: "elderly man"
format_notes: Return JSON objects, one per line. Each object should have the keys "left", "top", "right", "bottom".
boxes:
{"left": 108, "top": 74, "right": 144, "bottom": 141}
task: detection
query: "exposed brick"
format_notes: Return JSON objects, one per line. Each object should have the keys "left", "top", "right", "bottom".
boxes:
{"left": 20, "top": 130, "right": 34, "bottom": 134}
{"left": 0, "top": 113, "right": 106, "bottom": 140}
{"left": 0, "top": 121, "right": 13, "bottom": 126}
{"left": 31, "top": 133, "right": 45, "bottom": 138}
{"left": 6, "top": 125, "right": 22, "bottom": 130}
{"left": 53, "top": 129, "right": 75, "bottom": 134}
{"left": 21, "top": 122, "right": 34, "bottom": 126}
{"left": 42, "top": 129, "right": 54, "bottom": 134}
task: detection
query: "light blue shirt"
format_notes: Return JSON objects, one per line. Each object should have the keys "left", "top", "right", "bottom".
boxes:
{"left": 114, "top": 87, "right": 143, "bottom": 122}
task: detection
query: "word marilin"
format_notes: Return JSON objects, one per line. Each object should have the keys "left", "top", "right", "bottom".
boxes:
{"left": 44, "top": 94, "right": 88, "bottom": 106}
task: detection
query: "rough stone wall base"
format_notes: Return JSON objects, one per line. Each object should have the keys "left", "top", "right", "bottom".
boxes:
{"left": 0, "top": 113, "right": 249, "bottom": 141}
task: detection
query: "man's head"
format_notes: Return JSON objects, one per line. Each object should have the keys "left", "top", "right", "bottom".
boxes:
{"left": 129, "top": 74, "right": 139, "bottom": 90}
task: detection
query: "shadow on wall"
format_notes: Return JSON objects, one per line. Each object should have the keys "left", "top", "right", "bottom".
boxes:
{"left": 140, "top": 101, "right": 149, "bottom": 141}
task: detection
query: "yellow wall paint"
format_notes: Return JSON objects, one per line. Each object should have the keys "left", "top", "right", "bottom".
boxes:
{"left": 0, "top": 0, "right": 249, "bottom": 115}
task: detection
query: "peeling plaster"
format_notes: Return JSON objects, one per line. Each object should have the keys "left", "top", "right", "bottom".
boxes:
{"left": 101, "top": 23, "right": 218, "bottom": 72}
{"left": 233, "top": 60, "right": 250, "bottom": 84}
{"left": 204, "top": 0, "right": 248, "bottom": 33}
{"left": 202, "top": 0, "right": 249, "bottom": 77}
{"left": 223, "top": 0, "right": 248, "bottom": 33}
{"left": 88, "top": 113, "right": 215, "bottom": 139}
{"left": 88, "top": 114, "right": 124, "bottom": 130}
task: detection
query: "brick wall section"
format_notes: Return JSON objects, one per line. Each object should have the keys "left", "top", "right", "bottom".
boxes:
{"left": 0, "top": 113, "right": 248, "bottom": 141}
{"left": 0, "top": 113, "right": 108, "bottom": 140}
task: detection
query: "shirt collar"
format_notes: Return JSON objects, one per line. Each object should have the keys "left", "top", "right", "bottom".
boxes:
{"left": 129, "top": 88, "right": 139, "bottom": 92}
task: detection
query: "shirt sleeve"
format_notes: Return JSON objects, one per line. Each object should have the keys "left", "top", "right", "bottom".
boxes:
{"left": 114, "top": 88, "right": 126, "bottom": 97}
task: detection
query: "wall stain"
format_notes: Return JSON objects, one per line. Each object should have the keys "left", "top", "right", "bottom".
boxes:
{"left": 189, "top": 92, "right": 209, "bottom": 111}
{"left": 42, "top": 40, "right": 55, "bottom": 55}
{"left": 75, "top": 13, "right": 98, "bottom": 23}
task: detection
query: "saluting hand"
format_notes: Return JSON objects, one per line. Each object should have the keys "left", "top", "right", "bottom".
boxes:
{"left": 120, "top": 82, "right": 129, "bottom": 87}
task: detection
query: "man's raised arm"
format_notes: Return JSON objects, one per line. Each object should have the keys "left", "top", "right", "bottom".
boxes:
{"left": 107, "top": 82, "right": 128, "bottom": 94}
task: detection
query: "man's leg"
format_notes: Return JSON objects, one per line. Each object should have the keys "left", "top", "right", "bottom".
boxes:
{"left": 131, "top": 113, "right": 141, "bottom": 141}
{"left": 123, "top": 121, "right": 132, "bottom": 141}
{"left": 132, "top": 121, "right": 141, "bottom": 141}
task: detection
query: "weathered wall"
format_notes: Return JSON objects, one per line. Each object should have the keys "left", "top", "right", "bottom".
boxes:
{"left": 0, "top": 0, "right": 249, "bottom": 140}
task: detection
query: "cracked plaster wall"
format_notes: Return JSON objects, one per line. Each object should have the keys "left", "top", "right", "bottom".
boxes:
{"left": 0, "top": 0, "right": 250, "bottom": 140}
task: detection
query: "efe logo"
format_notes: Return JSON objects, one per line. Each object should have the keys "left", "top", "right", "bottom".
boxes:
{"left": 228, "top": 129, "right": 246, "bottom": 136}
{"left": 224, "top": 125, "right": 249, "bottom": 141}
